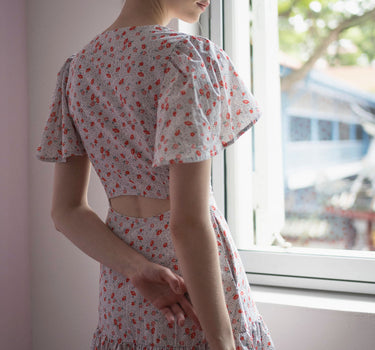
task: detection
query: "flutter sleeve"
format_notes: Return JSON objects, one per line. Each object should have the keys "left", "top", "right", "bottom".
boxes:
{"left": 152, "top": 35, "right": 262, "bottom": 168}
{"left": 35, "top": 55, "right": 87, "bottom": 162}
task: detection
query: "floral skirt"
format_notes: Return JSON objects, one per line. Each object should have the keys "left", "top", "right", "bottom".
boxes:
{"left": 90, "top": 195, "right": 275, "bottom": 350}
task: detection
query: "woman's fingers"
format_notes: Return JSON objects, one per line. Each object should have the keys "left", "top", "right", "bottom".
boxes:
{"left": 145, "top": 264, "right": 199, "bottom": 328}
{"left": 170, "top": 303, "right": 185, "bottom": 327}
{"left": 158, "top": 267, "right": 182, "bottom": 294}
{"left": 160, "top": 307, "right": 175, "bottom": 324}
{"left": 176, "top": 274, "right": 187, "bottom": 294}
{"left": 161, "top": 299, "right": 201, "bottom": 329}
{"left": 178, "top": 295, "right": 202, "bottom": 330}
{"left": 158, "top": 269, "right": 199, "bottom": 327}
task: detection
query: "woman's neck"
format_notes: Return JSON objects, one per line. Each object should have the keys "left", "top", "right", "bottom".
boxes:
{"left": 104, "top": 0, "right": 171, "bottom": 32}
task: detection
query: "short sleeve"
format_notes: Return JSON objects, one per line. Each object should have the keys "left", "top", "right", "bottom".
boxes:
{"left": 35, "top": 55, "right": 86, "bottom": 162}
{"left": 152, "top": 36, "right": 262, "bottom": 168}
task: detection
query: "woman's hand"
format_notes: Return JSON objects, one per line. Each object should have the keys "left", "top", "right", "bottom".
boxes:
{"left": 131, "top": 261, "right": 201, "bottom": 329}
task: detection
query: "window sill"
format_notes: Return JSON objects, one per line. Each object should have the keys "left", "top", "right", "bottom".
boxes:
{"left": 250, "top": 284, "right": 375, "bottom": 314}
{"left": 240, "top": 249, "right": 375, "bottom": 295}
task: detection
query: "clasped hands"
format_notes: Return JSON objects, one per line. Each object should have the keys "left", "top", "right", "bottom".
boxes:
{"left": 131, "top": 261, "right": 201, "bottom": 329}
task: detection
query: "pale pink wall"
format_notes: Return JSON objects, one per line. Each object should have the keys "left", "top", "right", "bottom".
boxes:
{"left": 28, "top": 1, "right": 120, "bottom": 348}
{"left": 0, "top": 0, "right": 31, "bottom": 349}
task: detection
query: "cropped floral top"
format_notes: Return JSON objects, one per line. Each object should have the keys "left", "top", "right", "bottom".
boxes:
{"left": 36, "top": 24, "right": 262, "bottom": 200}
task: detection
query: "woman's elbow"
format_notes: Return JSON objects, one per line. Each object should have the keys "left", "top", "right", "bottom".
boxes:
{"left": 50, "top": 207, "right": 68, "bottom": 232}
{"left": 50, "top": 209, "right": 61, "bottom": 232}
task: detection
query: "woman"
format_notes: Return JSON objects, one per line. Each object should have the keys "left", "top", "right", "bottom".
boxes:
{"left": 36, "top": 0, "right": 275, "bottom": 349}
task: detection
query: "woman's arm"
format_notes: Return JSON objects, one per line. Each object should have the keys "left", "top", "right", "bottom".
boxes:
{"left": 51, "top": 154, "right": 146, "bottom": 278}
{"left": 50, "top": 154, "right": 200, "bottom": 326}
{"left": 169, "top": 159, "right": 236, "bottom": 350}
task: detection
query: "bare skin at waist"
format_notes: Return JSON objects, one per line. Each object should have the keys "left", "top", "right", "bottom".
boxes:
{"left": 109, "top": 195, "right": 170, "bottom": 218}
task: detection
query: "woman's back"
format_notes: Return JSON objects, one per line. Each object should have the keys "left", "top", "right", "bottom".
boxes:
{"left": 37, "top": 25, "right": 261, "bottom": 215}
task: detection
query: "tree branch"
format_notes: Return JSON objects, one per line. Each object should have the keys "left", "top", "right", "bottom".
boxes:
{"left": 279, "top": 0, "right": 301, "bottom": 18}
{"left": 280, "top": 8, "right": 375, "bottom": 91}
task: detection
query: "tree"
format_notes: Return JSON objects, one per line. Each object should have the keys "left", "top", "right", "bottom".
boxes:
{"left": 278, "top": 0, "right": 375, "bottom": 91}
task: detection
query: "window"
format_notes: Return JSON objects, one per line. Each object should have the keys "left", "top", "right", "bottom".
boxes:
{"left": 356, "top": 124, "right": 364, "bottom": 140}
{"left": 339, "top": 121, "right": 350, "bottom": 140}
{"left": 199, "top": 0, "right": 375, "bottom": 295}
{"left": 289, "top": 116, "right": 312, "bottom": 141}
{"left": 318, "top": 120, "right": 333, "bottom": 141}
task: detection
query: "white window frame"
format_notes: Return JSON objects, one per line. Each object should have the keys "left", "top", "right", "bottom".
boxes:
{"left": 195, "top": 0, "right": 375, "bottom": 295}
{"left": 198, "top": 2, "right": 227, "bottom": 214}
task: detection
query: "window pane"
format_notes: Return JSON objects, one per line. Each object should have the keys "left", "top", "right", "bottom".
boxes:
{"left": 339, "top": 122, "right": 350, "bottom": 140}
{"left": 318, "top": 120, "right": 333, "bottom": 141}
{"left": 277, "top": 0, "right": 375, "bottom": 251}
{"left": 356, "top": 125, "right": 364, "bottom": 140}
{"left": 290, "top": 116, "right": 311, "bottom": 141}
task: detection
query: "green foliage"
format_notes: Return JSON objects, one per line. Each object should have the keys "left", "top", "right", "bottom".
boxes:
{"left": 278, "top": 0, "right": 375, "bottom": 67}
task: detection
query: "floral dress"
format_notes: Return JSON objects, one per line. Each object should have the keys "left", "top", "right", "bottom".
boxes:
{"left": 36, "top": 24, "right": 275, "bottom": 350}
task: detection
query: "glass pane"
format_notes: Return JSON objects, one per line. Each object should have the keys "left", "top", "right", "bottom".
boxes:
{"left": 356, "top": 124, "right": 364, "bottom": 140}
{"left": 339, "top": 122, "right": 350, "bottom": 140}
{"left": 278, "top": 0, "right": 375, "bottom": 251}
{"left": 318, "top": 119, "right": 333, "bottom": 140}
{"left": 290, "top": 116, "right": 312, "bottom": 141}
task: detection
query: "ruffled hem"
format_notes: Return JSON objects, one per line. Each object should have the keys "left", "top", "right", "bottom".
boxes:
{"left": 90, "top": 316, "right": 275, "bottom": 350}
{"left": 151, "top": 36, "right": 262, "bottom": 168}
{"left": 35, "top": 150, "right": 87, "bottom": 163}
{"left": 91, "top": 342, "right": 208, "bottom": 350}
{"left": 35, "top": 55, "right": 87, "bottom": 164}
{"left": 240, "top": 317, "right": 275, "bottom": 350}
{"left": 90, "top": 328, "right": 208, "bottom": 350}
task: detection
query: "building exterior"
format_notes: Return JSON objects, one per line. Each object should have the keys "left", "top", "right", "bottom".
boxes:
{"left": 279, "top": 63, "right": 375, "bottom": 250}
